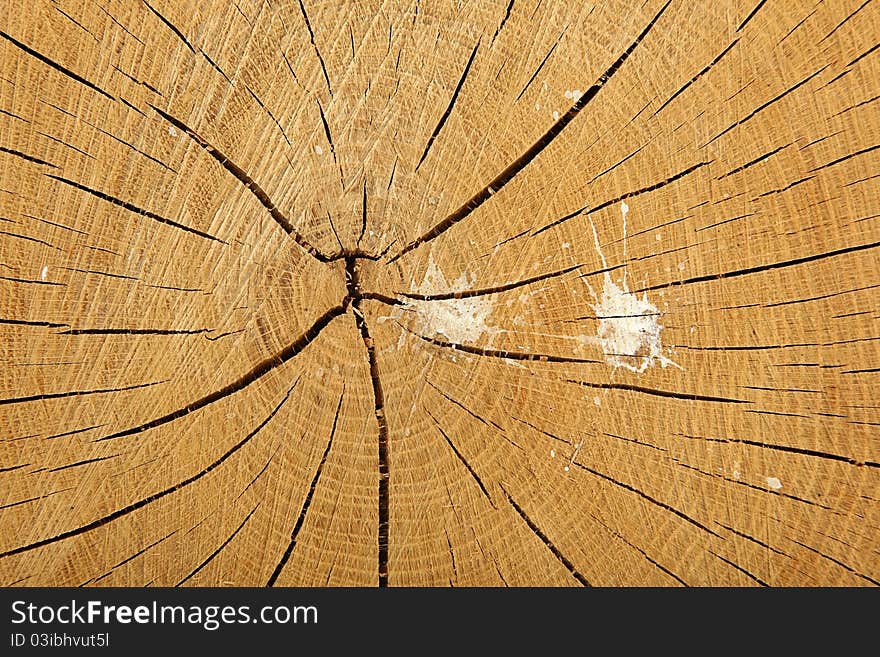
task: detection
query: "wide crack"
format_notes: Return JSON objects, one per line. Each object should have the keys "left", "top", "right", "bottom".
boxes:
{"left": 344, "top": 255, "right": 390, "bottom": 587}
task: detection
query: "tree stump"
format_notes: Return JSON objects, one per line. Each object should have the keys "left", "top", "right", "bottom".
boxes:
{"left": 1, "top": 0, "right": 878, "bottom": 586}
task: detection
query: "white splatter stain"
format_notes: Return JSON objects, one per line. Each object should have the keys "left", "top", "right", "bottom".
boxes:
{"left": 395, "top": 254, "right": 498, "bottom": 346}
{"left": 580, "top": 205, "right": 680, "bottom": 374}
{"left": 39, "top": 265, "right": 48, "bottom": 281}
{"left": 767, "top": 476, "right": 783, "bottom": 490}
{"left": 314, "top": 145, "right": 324, "bottom": 155}
{"left": 168, "top": 125, "right": 178, "bottom": 137}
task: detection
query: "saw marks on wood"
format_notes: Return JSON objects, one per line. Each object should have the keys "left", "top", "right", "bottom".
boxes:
{"left": 1, "top": 0, "right": 878, "bottom": 586}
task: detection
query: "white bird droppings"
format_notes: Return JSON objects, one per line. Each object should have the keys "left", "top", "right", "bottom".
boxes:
{"left": 580, "top": 213, "right": 681, "bottom": 373}
{"left": 395, "top": 254, "right": 498, "bottom": 346}
{"left": 314, "top": 145, "right": 324, "bottom": 155}
{"left": 168, "top": 125, "right": 178, "bottom": 137}
{"left": 40, "top": 265, "right": 48, "bottom": 281}
{"left": 767, "top": 476, "right": 783, "bottom": 490}
{"left": 550, "top": 449, "right": 556, "bottom": 458}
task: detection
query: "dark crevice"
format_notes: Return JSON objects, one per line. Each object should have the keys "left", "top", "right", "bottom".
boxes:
{"left": 176, "top": 504, "right": 260, "bottom": 586}
{"left": 60, "top": 266, "right": 136, "bottom": 280}
{"left": 416, "top": 40, "right": 480, "bottom": 170}
{"left": 358, "top": 177, "right": 368, "bottom": 245}
{"left": 267, "top": 393, "right": 342, "bottom": 586}
{"left": 0, "top": 146, "right": 59, "bottom": 169}
{"left": 695, "top": 212, "right": 756, "bottom": 232}
{"left": 0, "top": 488, "right": 74, "bottom": 511}
{"left": 570, "top": 459, "right": 721, "bottom": 538}
{"left": 59, "top": 328, "right": 212, "bottom": 336}
{"left": 388, "top": 0, "right": 672, "bottom": 263}
{"left": 515, "top": 39, "right": 560, "bottom": 101}
{"left": 90, "top": 530, "right": 178, "bottom": 584}
{"left": 297, "top": 0, "right": 332, "bottom": 94}
{"left": 203, "top": 51, "right": 233, "bottom": 84}
{"left": 45, "top": 425, "right": 103, "bottom": 440}
{"left": 762, "top": 283, "right": 880, "bottom": 308}
{"left": 407, "top": 327, "right": 601, "bottom": 364}
{"left": 78, "top": 115, "right": 175, "bottom": 171}
{"left": 590, "top": 145, "right": 644, "bottom": 182}
{"left": 427, "top": 411, "right": 494, "bottom": 504}
{"left": 585, "top": 509, "right": 688, "bottom": 585}
{"left": 792, "top": 539, "right": 880, "bottom": 586}
{"left": 345, "top": 256, "right": 390, "bottom": 586}
{"left": 705, "top": 66, "right": 829, "bottom": 145}
{"left": 491, "top": 0, "right": 515, "bottom": 44}
{"left": 832, "top": 93, "right": 880, "bottom": 118}
{"left": 0, "top": 379, "right": 164, "bottom": 406}
{"left": 566, "top": 379, "right": 751, "bottom": 404}
{"left": 120, "top": 97, "right": 147, "bottom": 116}
{"left": 675, "top": 458, "right": 838, "bottom": 512}
{"left": 148, "top": 105, "right": 334, "bottom": 259}
{"left": 754, "top": 175, "right": 815, "bottom": 198}
{"left": 736, "top": 0, "right": 768, "bottom": 32}
{"left": 359, "top": 291, "right": 405, "bottom": 306}
{"left": 503, "top": 488, "right": 591, "bottom": 586}
{"left": 0, "top": 383, "right": 297, "bottom": 559}
{"left": 819, "top": 0, "right": 871, "bottom": 43}
{"left": 316, "top": 101, "right": 336, "bottom": 161}
{"left": 710, "top": 551, "right": 769, "bottom": 586}
{"left": 779, "top": 7, "right": 818, "bottom": 44}
{"left": 45, "top": 454, "right": 120, "bottom": 473}
{"left": 0, "top": 31, "right": 115, "bottom": 101}
{"left": 532, "top": 160, "right": 710, "bottom": 236}
{"left": 0, "top": 230, "right": 56, "bottom": 249}
{"left": 143, "top": 0, "right": 196, "bottom": 54}
{"left": 111, "top": 65, "right": 162, "bottom": 95}
{"left": 445, "top": 531, "right": 458, "bottom": 580}
{"left": 716, "top": 522, "right": 793, "bottom": 558}
{"left": 95, "top": 307, "right": 342, "bottom": 442}
{"left": 0, "top": 108, "right": 29, "bottom": 122}
{"left": 399, "top": 263, "right": 583, "bottom": 301}
{"left": 693, "top": 434, "right": 867, "bottom": 467}
{"left": 808, "top": 143, "right": 880, "bottom": 173}
{"left": 46, "top": 173, "right": 225, "bottom": 244}
{"left": 654, "top": 39, "right": 739, "bottom": 116}
{"left": 427, "top": 380, "right": 507, "bottom": 434}
{"left": 236, "top": 444, "right": 281, "bottom": 500}
{"left": 638, "top": 240, "right": 880, "bottom": 292}
{"left": 101, "top": 7, "right": 146, "bottom": 45}
{"left": 0, "top": 275, "right": 65, "bottom": 287}
{"left": 717, "top": 144, "right": 788, "bottom": 179}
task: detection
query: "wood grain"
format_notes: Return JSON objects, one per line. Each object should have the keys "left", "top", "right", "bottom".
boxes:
{"left": 1, "top": 0, "right": 878, "bottom": 586}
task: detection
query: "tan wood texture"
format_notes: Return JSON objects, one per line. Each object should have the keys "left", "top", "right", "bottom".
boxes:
{"left": 1, "top": 0, "right": 878, "bottom": 586}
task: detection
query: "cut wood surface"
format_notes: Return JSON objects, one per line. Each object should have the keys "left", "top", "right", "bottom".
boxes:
{"left": 1, "top": 0, "right": 878, "bottom": 586}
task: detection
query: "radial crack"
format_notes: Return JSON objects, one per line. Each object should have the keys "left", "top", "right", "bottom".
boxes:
{"left": 95, "top": 306, "right": 344, "bottom": 442}
{"left": 149, "top": 104, "right": 334, "bottom": 262}
{"left": 386, "top": 0, "right": 672, "bottom": 263}
{"left": 346, "top": 256, "right": 390, "bottom": 586}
